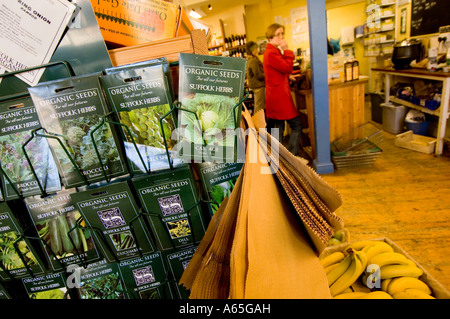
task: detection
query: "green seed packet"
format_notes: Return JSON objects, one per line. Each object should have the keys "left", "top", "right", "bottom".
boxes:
{"left": 177, "top": 53, "right": 247, "bottom": 163}
{"left": 196, "top": 162, "right": 243, "bottom": 216}
{"left": 0, "top": 96, "right": 61, "bottom": 200}
{"left": 22, "top": 272, "right": 70, "bottom": 299}
{"left": 163, "top": 245, "right": 197, "bottom": 299}
{"left": 100, "top": 64, "right": 183, "bottom": 175}
{"left": 0, "top": 202, "right": 46, "bottom": 281}
{"left": 118, "top": 251, "right": 174, "bottom": 299}
{"left": 24, "top": 189, "right": 102, "bottom": 272}
{"left": 76, "top": 259, "right": 125, "bottom": 299}
{"left": 103, "top": 57, "right": 176, "bottom": 102}
{"left": 0, "top": 283, "right": 11, "bottom": 299}
{"left": 28, "top": 72, "right": 127, "bottom": 188}
{"left": 132, "top": 164, "right": 206, "bottom": 251}
{"left": 70, "top": 181, "right": 156, "bottom": 263}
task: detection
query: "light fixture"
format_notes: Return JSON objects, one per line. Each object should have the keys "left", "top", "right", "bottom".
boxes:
{"left": 208, "top": 4, "right": 212, "bottom": 10}
{"left": 189, "top": 9, "right": 203, "bottom": 19}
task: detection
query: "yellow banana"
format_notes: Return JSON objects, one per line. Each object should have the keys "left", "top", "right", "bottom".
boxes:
{"left": 348, "top": 240, "right": 381, "bottom": 251}
{"left": 327, "top": 253, "right": 353, "bottom": 286}
{"left": 387, "top": 277, "right": 432, "bottom": 295}
{"left": 359, "top": 291, "right": 393, "bottom": 299}
{"left": 380, "top": 264, "right": 423, "bottom": 280}
{"left": 333, "top": 292, "right": 368, "bottom": 299}
{"left": 368, "top": 252, "right": 409, "bottom": 268}
{"left": 381, "top": 278, "right": 392, "bottom": 292}
{"left": 329, "top": 249, "right": 365, "bottom": 296}
{"left": 357, "top": 250, "right": 368, "bottom": 270}
{"left": 393, "top": 288, "right": 435, "bottom": 299}
{"left": 341, "top": 287, "right": 353, "bottom": 294}
{"left": 363, "top": 242, "right": 394, "bottom": 260}
{"left": 320, "top": 251, "right": 345, "bottom": 268}
{"left": 325, "top": 263, "right": 340, "bottom": 274}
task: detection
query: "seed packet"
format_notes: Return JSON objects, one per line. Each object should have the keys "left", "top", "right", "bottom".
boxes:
{"left": 163, "top": 245, "right": 197, "bottom": 299}
{"left": 70, "top": 181, "right": 156, "bottom": 263}
{"left": 76, "top": 259, "right": 125, "bottom": 299}
{"left": 24, "top": 189, "right": 102, "bottom": 272}
{"left": 22, "top": 272, "right": 71, "bottom": 299}
{"left": 0, "top": 202, "right": 46, "bottom": 281}
{"left": 0, "top": 96, "right": 61, "bottom": 200}
{"left": 118, "top": 251, "right": 174, "bottom": 299}
{"left": 0, "top": 283, "right": 11, "bottom": 299}
{"left": 196, "top": 162, "right": 243, "bottom": 216}
{"left": 103, "top": 57, "right": 176, "bottom": 102}
{"left": 177, "top": 53, "right": 247, "bottom": 162}
{"left": 100, "top": 64, "right": 183, "bottom": 175}
{"left": 28, "top": 72, "right": 127, "bottom": 188}
{"left": 132, "top": 164, "right": 206, "bottom": 251}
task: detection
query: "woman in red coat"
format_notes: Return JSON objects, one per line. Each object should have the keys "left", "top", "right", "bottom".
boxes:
{"left": 263, "top": 23, "right": 302, "bottom": 156}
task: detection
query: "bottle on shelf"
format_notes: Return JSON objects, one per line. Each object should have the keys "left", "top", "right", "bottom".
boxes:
{"left": 345, "top": 60, "right": 353, "bottom": 82}
{"left": 352, "top": 59, "right": 359, "bottom": 81}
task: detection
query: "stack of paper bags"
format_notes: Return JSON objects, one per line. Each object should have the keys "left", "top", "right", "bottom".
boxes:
{"left": 179, "top": 108, "right": 344, "bottom": 299}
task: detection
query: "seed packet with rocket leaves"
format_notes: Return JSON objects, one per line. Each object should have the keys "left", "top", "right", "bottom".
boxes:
{"left": 100, "top": 64, "right": 183, "bottom": 175}
{"left": 0, "top": 202, "right": 46, "bottom": 281}
{"left": 24, "top": 188, "right": 102, "bottom": 272}
{"left": 177, "top": 53, "right": 247, "bottom": 163}
{"left": 28, "top": 72, "right": 127, "bottom": 188}
{"left": 76, "top": 259, "right": 126, "bottom": 299}
{"left": 118, "top": 251, "right": 174, "bottom": 299}
{"left": 0, "top": 96, "right": 61, "bottom": 200}
{"left": 132, "top": 164, "right": 206, "bottom": 251}
{"left": 70, "top": 181, "right": 156, "bottom": 263}
{"left": 195, "top": 162, "right": 243, "bottom": 217}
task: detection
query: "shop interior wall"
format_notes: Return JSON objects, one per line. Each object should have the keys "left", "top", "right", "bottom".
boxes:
{"left": 203, "top": 0, "right": 369, "bottom": 77}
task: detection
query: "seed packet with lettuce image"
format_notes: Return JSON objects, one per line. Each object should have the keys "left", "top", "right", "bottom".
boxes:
{"left": 132, "top": 164, "right": 206, "bottom": 251}
{"left": 100, "top": 64, "right": 183, "bottom": 175}
{"left": 118, "top": 251, "right": 174, "bottom": 299}
{"left": 0, "top": 96, "right": 61, "bottom": 200}
{"left": 196, "top": 162, "right": 243, "bottom": 216}
{"left": 177, "top": 53, "right": 247, "bottom": 162}
{"left": 0, "top": 202, "right": 46, "bottom": 281}
{"left": 76, "top": 259, "right": 125, "bottom": 299}
{"left": 163, "top": 245, "right": 197, "bottom": 299}
{"left": 24, "top": 189, "right": 102, "bottom": 272}
{"left": 28, "top": 72, "right": 127, "bottom": 188}
{"left": 70, "top": 181, "right": 156, "bottom": 263}
{"left": 23, "top": 272, "right": 71, "bottom": 299}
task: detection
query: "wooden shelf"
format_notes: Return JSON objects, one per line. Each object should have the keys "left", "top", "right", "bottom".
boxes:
{"left": 372, "top": 67, "right": 450, "bottom": 155}
{"left": 390, "top": 97, "right": 440, "bottom": 116}
{"left": 108, "top": 29, "right": 209, "bottom": 67}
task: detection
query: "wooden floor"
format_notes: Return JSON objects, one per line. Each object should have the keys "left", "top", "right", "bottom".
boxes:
{"left": 320, "top": 128, "right": 450, "bottom": 292}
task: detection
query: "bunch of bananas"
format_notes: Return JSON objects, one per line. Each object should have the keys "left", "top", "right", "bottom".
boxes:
{"left": 320, "top": 240, "right": 435, "bottom": 299}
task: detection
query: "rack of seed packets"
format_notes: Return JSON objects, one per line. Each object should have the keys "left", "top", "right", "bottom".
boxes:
{"left": 0, "top": 53, "right": 248, "bottom": 299}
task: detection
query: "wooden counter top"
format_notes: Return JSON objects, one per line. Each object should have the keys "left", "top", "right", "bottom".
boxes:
{"left": 295, "top": 77, "right": 369, "bottom": 95}
{"left": 372, "top": 67, "right": 450, "bottom": 78}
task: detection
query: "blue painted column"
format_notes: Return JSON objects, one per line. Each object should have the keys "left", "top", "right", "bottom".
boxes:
{"left": 307, "top": 0, "right": 334, "bottom": 174}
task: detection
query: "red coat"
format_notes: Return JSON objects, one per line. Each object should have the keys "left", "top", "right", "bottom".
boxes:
{"left": 263, "top": 43, "right": 299, "bottom": 120}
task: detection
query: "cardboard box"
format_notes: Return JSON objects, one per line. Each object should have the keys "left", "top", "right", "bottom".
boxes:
{"left": 321, "top": 237, "right": 450, "bottom": 299}
{"left": 90, "top": 0, "right": 180, "bottom": 47}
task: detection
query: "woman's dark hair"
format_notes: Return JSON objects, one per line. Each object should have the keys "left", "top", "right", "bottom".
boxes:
{"left": 246, "top": 41, "right": 258, "bottom": 55}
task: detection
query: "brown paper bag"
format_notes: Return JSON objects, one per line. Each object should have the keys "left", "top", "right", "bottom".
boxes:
{"left": 235, "top": 123, "right": 331, "bottom": 298}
